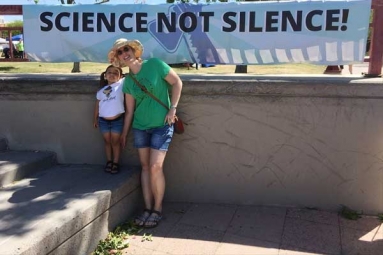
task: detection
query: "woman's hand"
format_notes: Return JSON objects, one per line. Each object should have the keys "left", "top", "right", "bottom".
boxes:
{"left": 164, "top": 108, "right": 177, "bottom": 126}
{"left": 120, "top": 135, "right": 127, "bottom": 149}
{"left": 93, "top": 120, "right": 98, "bottom": 128}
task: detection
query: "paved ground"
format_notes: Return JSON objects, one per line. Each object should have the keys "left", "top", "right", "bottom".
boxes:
{"left": 325, "top": 63, "right": 369, "bottom": 76}
{"left": 340, "top": 63, "right": 369, "bottom": 76}
{"left": 121, "top": 202, "right": 383, "bottom": 255}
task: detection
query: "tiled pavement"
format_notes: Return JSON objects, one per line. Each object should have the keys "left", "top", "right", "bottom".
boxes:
{"left": 121, "top": 202, "right": 383, "bottom": 255}
{"left": 117, "top": 62, "right": 382, "bottom": 255}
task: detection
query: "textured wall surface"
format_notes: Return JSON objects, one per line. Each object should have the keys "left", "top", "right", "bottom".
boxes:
{"left": 1, "top": 74, "right": 383, "bottom": 213}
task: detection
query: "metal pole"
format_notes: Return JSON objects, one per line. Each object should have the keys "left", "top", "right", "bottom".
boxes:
{"left": 367, "top": 3, "right": 383, "bottom": 76}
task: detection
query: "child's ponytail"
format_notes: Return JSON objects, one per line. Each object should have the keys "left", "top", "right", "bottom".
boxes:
{"left": 99, "top": 71, "right": 108, "bottom": 88}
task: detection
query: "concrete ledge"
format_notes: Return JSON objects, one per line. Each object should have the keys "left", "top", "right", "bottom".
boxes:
{"left": 0, "top": 150, "right": 56, "bottom": 187}
{"left": 0, "top": 138, "right": 7, "bottom": 152}
{"left": 1, "top": 73, "right": 383, "bottom": 99}
{"left": 0, "top": 164, "right": 141, "bottom": 255}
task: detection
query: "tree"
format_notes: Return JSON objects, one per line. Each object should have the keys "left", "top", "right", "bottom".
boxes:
{"left": 5, "top": 21, "right": 23, "bottom": 37}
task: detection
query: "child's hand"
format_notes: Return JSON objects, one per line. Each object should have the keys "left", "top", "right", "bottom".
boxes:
{"left": 93, "top": 121, "right": 98, "bottom": 128}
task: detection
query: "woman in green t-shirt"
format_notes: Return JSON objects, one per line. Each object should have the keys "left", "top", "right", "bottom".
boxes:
{"left": 108, "top": 38, "right": 183, "bottom": 229}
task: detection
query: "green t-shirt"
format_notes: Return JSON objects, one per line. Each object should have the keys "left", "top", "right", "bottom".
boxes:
{"left": 16, "top": 41, "right": 24, "bottom": 51}
{"left": 123, "top": 58, "right": 171, "bottom": 130}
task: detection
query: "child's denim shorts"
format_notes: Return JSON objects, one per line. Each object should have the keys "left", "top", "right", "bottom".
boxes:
{"left": 98, "top": 115, "right": 124, "bottom": 134}
{"left": 133, "top": 124, "right": 174, "bottom": 151}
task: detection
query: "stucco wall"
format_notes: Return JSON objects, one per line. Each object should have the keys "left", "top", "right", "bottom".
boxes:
{"left": 1, "top": 74, "right": 383, "bottom": 214}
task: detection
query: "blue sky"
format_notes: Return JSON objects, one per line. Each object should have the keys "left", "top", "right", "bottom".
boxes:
{"left": 1, "top": 0, "right": 166, "bottom": 4}
{"left": 2, "top": 0, "right": 236, "bottom": 22}
{"left": 2, "top": 0, "right": 166, "bottom": 22}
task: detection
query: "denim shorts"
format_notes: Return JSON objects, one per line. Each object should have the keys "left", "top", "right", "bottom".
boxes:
{"left": 98, "top": 115, "right": 124, "bottom": 134}
{"left": 133, "top": 124, "right": 174, "bottom": 151}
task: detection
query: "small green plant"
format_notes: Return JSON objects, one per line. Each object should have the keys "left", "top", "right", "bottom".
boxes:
{"left": 378, "top": 213, "right": 383, "bottom": 222}
{"left": 92, "top": 221, "right": 145, "bottom": 255}
{"left": 339, "top": 205, "right": 362, "bottom": 220}
{"left": 142, "top": 233, "right": 153, "bottom": 242}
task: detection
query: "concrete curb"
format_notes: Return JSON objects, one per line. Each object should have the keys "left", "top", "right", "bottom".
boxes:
{"left": 0, "top": 137, "right": 7, "bottom": 152}
{"left": 0, "top": 164, "right": 141, "bottom": 255}
{"left": 0, "top": 150, "right": 56, "bottom": 187}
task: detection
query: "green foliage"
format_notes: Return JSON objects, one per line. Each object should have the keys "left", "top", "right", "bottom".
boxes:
{"left": 5, "top": 21, "right": 23, "bottom": 28}
{"left": 378, "top": 213, "right": 383, "bottom": 222}
{"left": 339, "top": 205, "right": 362, "bottom": 221}
{"left": 92, "top": 221, "right": 145, "bottom": 255}
{"left": 141, "top": 233, "right": 153, "bottom": 242}
{"left": 3, "top": 21, "right": 23, "bottom": 38}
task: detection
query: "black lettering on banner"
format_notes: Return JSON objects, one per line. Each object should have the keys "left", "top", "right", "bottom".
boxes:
{"left": 83, "top": 12, "right": 94, "bottom": 32}
{"left": 119, "top": 13, "right": 133, "bottom": 32}
{"left": 136, "top": 12, "right": 148, "bottom": 32}
{"left": 306, "top": 10, "right": 322, "bottom": 31}
{"left": 340, "top": 9, "right": 349, "bottom": 31}
{"left": 249, "top": 12, "right": 262, "bottom": 32}
{"left": 56, "top": 12, "right": 70, "bottom": 31}
{"left": 239, "top": 12, "right": 246, "bottom": 32}
{"left": 326, "top": 9, "right": 340, "bottom": 31}
{"left": 199, "top": 12, "right": 214, "bottom": 32}
{"left": 180, "top": 12, "right": 197, "bottom": 33}
{"left": 281, "top": 11, "right": 302, "bottom": 32}
{"left": 40, "top": 12, "right": 53, "bottom": 31}
{"left": 37, "top": 7, "right": 350, "bottom": 34}
{"left": 97, "top": 13, "right": 115, "bottom": 32}
{"left": 73, "top": 12, "right": 79, "bottom": 31}
{"left": 265, "top": 11, "right": 279, "bottom": 32}
{"left": 222, "top": 12, "right": 236, "bottom": 32}
{"left": 158, "top": 12, "right": 176, "bottom": 33}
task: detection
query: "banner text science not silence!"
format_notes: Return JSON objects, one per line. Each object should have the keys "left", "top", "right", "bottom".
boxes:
{"left": 40, "top": 9, "right": 350, "bottom": 33}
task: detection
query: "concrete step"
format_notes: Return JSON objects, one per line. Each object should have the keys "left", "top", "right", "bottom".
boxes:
{"left": 0, "top": 164, "right": 141, "bottom": 255}
{"left": 0, "top": 138, "right": 7, "bottom": 152}
{"left": 0, "top": 150, "right": 56, "bottom": 187}
{"left": 0, "top": 151, "right": 56, "bottom": 187}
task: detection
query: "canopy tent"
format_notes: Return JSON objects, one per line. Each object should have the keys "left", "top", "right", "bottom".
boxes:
{"left": 6, "top": 34, "right": 22, "bottom": 41}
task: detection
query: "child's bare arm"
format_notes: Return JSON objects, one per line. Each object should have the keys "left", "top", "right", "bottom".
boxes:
{"left": 93, "top": 100, "right": 100, "bottom": 128}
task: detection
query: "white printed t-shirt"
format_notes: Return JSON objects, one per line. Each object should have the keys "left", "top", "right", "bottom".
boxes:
{"left": 96, "top": 78, "right": 125, "bottom": 118}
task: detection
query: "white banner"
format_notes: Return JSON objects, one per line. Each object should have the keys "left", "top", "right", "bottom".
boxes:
{"left": 23, "top": 1, "right": 371, "bottom": 65}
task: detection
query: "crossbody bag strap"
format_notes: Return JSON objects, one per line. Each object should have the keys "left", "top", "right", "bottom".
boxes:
{"left": 129, "top": 73, "right": 170, "bottom": 111}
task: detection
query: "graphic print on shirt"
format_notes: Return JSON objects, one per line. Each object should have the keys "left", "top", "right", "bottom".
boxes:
{"left": 103, "top": 86, "right": 112, "bottom": 98}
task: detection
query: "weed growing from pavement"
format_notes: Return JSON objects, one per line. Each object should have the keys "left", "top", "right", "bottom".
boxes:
{"left": 92, "top": 220, "right": 151, "bottom": 255}
{"left": 339, "top": 205, "right": 362, "bottom": 220}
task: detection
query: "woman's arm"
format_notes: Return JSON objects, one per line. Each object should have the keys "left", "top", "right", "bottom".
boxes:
{"left": 164, "top": 68, "right": 183, "bottom": 125}
{"left": 121, "top": 93, "right": 135, "bottom": 149}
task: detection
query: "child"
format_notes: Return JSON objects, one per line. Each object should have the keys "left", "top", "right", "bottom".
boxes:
{"left": 93, "top": 65, "right": 125, "bottom": 174}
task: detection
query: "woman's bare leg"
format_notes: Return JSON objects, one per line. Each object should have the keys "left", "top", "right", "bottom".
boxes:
{"left": 149, "top": 149, "right": 167, "bottom": 212}
{"left": 137, "top": 148, "right": 152, "bottom": 210}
